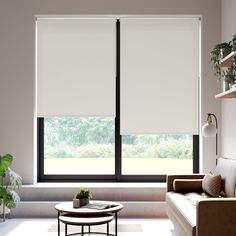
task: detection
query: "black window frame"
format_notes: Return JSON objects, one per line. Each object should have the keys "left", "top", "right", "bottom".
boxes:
{"left": 37, "top": 19, "right": 199, "bottom": 182}
{"left": 37, "top": 117, "right": 199, "bottom": 182}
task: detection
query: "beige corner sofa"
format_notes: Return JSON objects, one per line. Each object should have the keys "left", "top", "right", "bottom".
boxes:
{"left": 166, "top": 157, "right": 236, "bottom": 236}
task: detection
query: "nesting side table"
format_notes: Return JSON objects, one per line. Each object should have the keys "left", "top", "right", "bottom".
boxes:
{"left": 55, "top": 201, "right": 123, "bottom": 236}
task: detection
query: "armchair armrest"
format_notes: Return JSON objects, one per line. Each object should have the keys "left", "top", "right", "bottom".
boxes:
{"left": 166, "top": 174, "right": 205, "bottom": 192}
{"left": 197, "top": 198, "right": 236, "bottom": 236}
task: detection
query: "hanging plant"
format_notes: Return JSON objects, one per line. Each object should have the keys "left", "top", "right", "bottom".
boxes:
{"left": 231, "top": 34, "right": 236, "bottom": 75}
{"left": 231, "top": 34, "right": 236, "bottom": 51}
{"left": 222, "top": 66, "right": 236, "bottom": 85}
{"left": 210, "top": 42, "right": 232, "bottom": 80}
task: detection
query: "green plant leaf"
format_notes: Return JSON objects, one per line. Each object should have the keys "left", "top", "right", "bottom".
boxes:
{"left": 0, "top": 187, "right": 8, "bottom": 198}
{"left": 8, "top": 168, "right": 22, "bottom": 190}
{"left": 0, "top": 154, "right": 13, "bottom": 176}
{"left": 0, "top": 187, "right": 8, "bottom": 206}
{"left": 0, "top": 188, "right": 20, "bottom": 209}
{"left": 0, "top": 155, "right": 22, "bottom": 210}
{"left": 76, "top": 188, "right": 92, "bottom": 199}
{"left": 210, "top": 41, "right": 233, "bottom": 81}
{"left": 4, "top": 190, "right": 20, "bottom": 209}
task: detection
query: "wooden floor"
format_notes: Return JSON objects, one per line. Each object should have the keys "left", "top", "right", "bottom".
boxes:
{"left": 0, "top": 218, "right": 178, "bottom": 236}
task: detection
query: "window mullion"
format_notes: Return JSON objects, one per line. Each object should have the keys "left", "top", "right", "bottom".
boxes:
{"left": 193, "top": 135, "right": 199, "bottom": 173}
{"left": 115, "top": 19, "right": 122, "bottom": 180}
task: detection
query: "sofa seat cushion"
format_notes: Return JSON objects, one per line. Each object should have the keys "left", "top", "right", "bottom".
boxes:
{"left": 166, "top": 192, "right": 204, "bottom": 235}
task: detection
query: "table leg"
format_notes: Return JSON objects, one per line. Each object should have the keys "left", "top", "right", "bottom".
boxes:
{"left": 81, "top": 225, "right": 84, "bottom": 236}
{"left": 88, "top": 225, "right": 91, "bottom": 233}
{"left": 107, "top": 222, "right": 109, "bottom": 236}
{"left": 115, "top": 212, "right": 118, "bottom": 236}
{"left": 65, "top": 223, "right": 67, "bottom": 236}
{"left": 58, "top": 212, "right": 60, "bottom": 236}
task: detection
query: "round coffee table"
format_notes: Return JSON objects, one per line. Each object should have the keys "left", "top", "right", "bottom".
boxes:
{"left": 55, "top": 201, "right": 123, "bottom": 236}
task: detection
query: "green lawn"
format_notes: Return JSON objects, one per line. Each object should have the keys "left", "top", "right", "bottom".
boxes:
{"left": 44, "top": 157, "right": 192, "bottom": 175}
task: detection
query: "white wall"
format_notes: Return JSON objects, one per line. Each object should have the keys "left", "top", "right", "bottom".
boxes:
{"left": 0, "top": 0, "right": 221, "bottom": 184}
{"left": 221, "top": 0, "right": 236, "bottom": 159}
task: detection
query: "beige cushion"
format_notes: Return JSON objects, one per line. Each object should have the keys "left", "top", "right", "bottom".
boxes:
{"left": 173, "top": 179, "right": 203, "bottom": 193}
{"left": 202, "top": 172, "right": 221, "bottom": 197}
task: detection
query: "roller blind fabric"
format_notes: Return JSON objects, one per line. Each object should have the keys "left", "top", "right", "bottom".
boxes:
{"left": 120, "top": 18, "right": 199, "bottom": 134}
{"left": 36, "top": 18, "right": 116, "bottom": 117}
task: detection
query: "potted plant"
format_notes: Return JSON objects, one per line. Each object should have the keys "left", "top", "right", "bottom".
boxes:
{"left": 0, "top": 154, "right": 22, "bottom": 222}
{"left": 210, "top": 42, "right": 232, "bottom": 80}
{"left": 231, "top": 34, "right": 236, "bottom": 51}
{"left": 210, "top": 40, "right": 236, "bottom": 91}
{"left": 222, "top": 66, "right": 236, "bottom": 88}
{"left": 73, "top": 188, "right": 92, "bottom": 208}
{"left": 231, "top": 34, "right": 236, "bottom": 84}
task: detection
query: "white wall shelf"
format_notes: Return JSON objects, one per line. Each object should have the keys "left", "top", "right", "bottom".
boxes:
{"left": 216, "top": 51, "right": 236, "bottom": 99}
{"left": 215, "top": 87, "right": 236, "bottom": 99}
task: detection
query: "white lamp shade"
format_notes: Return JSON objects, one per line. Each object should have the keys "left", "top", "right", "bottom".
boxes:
{"left": 202, "top": 122, "right": 217, "bottom": 137}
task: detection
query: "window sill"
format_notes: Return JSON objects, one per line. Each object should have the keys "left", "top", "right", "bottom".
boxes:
{"left": 19, "top": 182, "right": 166, "bottom": 202}
{"left": 22, "top": 182, "right": 166, "bottom": 189}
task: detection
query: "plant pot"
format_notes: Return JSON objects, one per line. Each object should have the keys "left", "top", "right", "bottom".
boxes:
{"left": 224, "top": 81, "right": 230, "bottom": 91}
{"left": 73, "top": 198, "right": 80, "bottom": 208}
{"left": 0, "top": 205, "right": 10, "bottom": 222}
{"left": 73, "top": 198, "right": 89, "bottom": 208}
{"left": 79, "top": 198, "right": 89, "bottom": 206}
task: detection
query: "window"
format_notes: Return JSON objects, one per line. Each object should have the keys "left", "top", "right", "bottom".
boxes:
{"left": 122, "top": 135, "right": 193, "bottom": 175}
{"left": 37, "top": 17, "right": 200, "bottom": 182}
{"left": 43, "top": 117, "right": 115, "bottom": 175}
{"left": 38, "top": 118, "right": 198, "bottom": 181}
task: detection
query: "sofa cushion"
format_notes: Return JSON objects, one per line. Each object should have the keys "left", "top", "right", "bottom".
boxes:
{"left": 173, "top": 179, "right": 203, "bottom": 193}
{"left": 166, "top": 192, "right": 204, "bottom": 236}
{"left": 202, "top": 172, "right": 221, "bottom": 197}
{"left": 215, "top": 158, "right": 236, "bottom": 197}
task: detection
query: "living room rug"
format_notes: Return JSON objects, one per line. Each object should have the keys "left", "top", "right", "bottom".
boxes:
{"left": 48, "top": 223, "right": 143, "bottom": 233}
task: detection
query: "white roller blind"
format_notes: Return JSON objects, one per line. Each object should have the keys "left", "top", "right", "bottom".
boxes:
{"left": 36, "top": 18, "right": 116, "bottom": 117}
{"left": 120, "top": 18, "right": 199, "bottom": 134}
